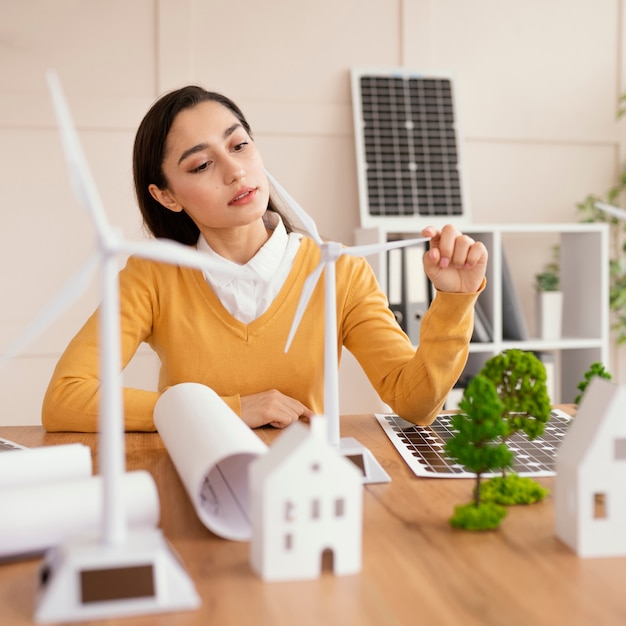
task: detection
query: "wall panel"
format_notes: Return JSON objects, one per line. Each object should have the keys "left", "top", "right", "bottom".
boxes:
{"left": 0, "top": 0, "right": 156, "bottom": 96}
{"left": 404, "top": 0, "right": 619, "bottom": 142}
{"left": 0, "top": 0, "right": 624, "bottom": 423}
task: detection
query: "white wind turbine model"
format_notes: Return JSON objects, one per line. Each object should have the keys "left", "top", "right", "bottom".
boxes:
{"left": 595, "top": 201, "right": 626, "bottom": 221}
{"left": 266, "top": 171, "right": 430, "bottom": 484}
{"left": 10, "top": 72, "right": 216, "bottom": 622}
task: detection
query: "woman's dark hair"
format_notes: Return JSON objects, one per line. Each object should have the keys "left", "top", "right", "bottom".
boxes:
{"left": 133, "top": 86, "right": 294, "bottom": 244}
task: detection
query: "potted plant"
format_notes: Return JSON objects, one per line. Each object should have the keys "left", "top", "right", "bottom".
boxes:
{"left": 534, "top": 244, "right": 562, "bottom": 340}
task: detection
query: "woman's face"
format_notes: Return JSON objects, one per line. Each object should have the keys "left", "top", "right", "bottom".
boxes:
{"left": 150, "top": 100, "right": 269, "bottom": 234}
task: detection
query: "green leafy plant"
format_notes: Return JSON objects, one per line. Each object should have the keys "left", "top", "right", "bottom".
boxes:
{"left": 534, "top": 245, "right": 560, "bottom": 292}
{"left": 577, "top": 196, "right": 626, "bottom": 343}
{"left": 478, "top": 474, "right": 548, "bottom": 506}
{"left": 448, "top": 501, "right": 509, "bottom": 531}
{"left": 444, "top": 375, "right": 512, "bottom": 530}
{"left": 479, "top": 349, "right": 552, "bottom": 443}
{"left": 577, "top": 92, "right": 626, "bottom": 343}
{"left": 477, "top": 349, "right": 551, "bottom": 505}
{"left": 573, "top": 361, "right": 612, "bottom": 405}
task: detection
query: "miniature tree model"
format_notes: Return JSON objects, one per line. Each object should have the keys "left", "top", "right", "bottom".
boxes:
{"left": 478, "top": 349, "right": 551, "bottom": 505}
{"left": 573, "top": 361, "right": 612, "bottom": 405}
{"left": 444, "top": 375, "right": 513, "bottom": 531}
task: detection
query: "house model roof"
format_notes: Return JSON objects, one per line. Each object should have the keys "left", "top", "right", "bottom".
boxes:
{"left": 252, "top": 416, "right": 361, "bottom": 481}
{"left": 556, "top": 377, "right": 626, "bottom": 471}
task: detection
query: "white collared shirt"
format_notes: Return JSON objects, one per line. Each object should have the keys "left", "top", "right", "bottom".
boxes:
{"left": 197, "top": 214, "right": 301, "bottom": 323}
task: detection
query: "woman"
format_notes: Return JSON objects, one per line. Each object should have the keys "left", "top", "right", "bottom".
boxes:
{"left": 42, "top": 86, "right": 487, "bottom": 432}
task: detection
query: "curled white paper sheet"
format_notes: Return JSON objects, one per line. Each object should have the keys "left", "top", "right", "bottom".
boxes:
{"left": 154, "top": 383, "right": 268, "bottom": 541}
{"left": 0, "top": 443, "right": 92, "bottom": 488}
{"left": 0, "top": 470, "right": 159, "bottom": 560}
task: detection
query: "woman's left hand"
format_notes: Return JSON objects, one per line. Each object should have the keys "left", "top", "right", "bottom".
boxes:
{"left": 421, "top": 224, "right": 488, "bottom": 294}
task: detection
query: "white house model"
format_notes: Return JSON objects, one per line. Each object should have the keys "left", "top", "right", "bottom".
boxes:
{"left": 554, "top": 377, "right": 626, "bottom": 557}
{"left": 249, "top": 416, "right": 363, "bottom": 581}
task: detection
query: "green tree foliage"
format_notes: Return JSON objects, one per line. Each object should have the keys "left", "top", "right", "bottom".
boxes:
{"left": 574, "top": 361, "right": 612, "bottom": 405}
{"left": 479, "top": 474, "right": 548, "bottom": 506}
{"left": 444, "top": 376, "right": 513, "bottom": 508}
{"left": 479, "top": 349, "right": 551, "bottom": 441}
{"left": 448, "top": 501, "right": 507, "bottom": 531}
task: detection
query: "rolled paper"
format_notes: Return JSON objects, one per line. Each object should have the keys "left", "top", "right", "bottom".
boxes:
{"left": 0, "top": 443, "right": 92, "bottom": 488}
{"left": 154, "top": 383, "right": 268, "bottom": 541}
{"left": 0, "top": 470, "right": 159, "bottom": 560}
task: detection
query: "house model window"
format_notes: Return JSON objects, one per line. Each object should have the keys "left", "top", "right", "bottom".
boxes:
{"left": 284, "top": 501, "right": 296, "bottom": 522}
{"left": 335, "top": 499, "right": 345, "bottom": 517}
{"left": 593, "top": 493, "right": 607, "bottom": 519}
{"left": 614, "top": 438, "right": 626, "bottom": 460}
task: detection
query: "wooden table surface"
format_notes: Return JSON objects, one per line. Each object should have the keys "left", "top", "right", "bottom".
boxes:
{"left": 1, "top": 411, "right": 625, "bottom": 626}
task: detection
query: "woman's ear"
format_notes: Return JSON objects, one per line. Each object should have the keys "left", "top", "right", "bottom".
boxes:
{"left": 148, "top": 184, "right": 183, "bottom": 213}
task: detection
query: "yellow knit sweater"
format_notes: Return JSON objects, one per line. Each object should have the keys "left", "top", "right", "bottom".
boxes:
{"left": 42, "top": 237, "right": 481, "bottom": 432}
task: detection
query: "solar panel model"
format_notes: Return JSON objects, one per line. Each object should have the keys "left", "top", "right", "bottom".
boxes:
{"left": 351, "top": 68, "right": 469, "bottom": 231}
{"left": 376, "top": 409, "right": 571, "bottom": 479}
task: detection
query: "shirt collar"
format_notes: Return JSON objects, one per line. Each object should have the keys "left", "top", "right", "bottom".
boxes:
{"left": 196, "top": 212, "right": 289, "bottom": 286}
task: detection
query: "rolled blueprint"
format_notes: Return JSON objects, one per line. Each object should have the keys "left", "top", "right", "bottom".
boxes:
{"left": 154, "top": 383, "right": 268, "bottom": 541}
{"left": 0, "top": 443, "right": 92, "bottom": 488}
{"left": 0, "top": 470, "right": 159, "bottom": 560}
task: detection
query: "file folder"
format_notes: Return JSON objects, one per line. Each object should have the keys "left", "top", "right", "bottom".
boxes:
{"left": 387, "top": 247, "right": 406, "bottom": 331}
{"left": 404, "top": 243, "right": 430, "bottom": 344}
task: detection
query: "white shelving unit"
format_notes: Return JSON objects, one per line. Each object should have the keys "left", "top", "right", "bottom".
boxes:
{"left": 355, "top": 223, "right": 610, "bottom": 404}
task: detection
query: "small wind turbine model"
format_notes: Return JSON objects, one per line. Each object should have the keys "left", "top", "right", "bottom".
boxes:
{"left": 266, "top": 172, "right": 430, "bottom": 484}
{"left": 595, "top": 201, "right": 626, "bottom": 221}
{"left": 6, "top": 72, "right": 219, "bottom": 622}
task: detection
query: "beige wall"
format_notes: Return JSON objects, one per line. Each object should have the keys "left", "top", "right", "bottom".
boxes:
{"left": 0, "top": 0, "right": 624, "bottom": 425}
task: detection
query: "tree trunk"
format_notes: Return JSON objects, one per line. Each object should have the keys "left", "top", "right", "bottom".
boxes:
{"left": 501, "top": 433, "right": 511, "bottom": 478}
{"left": 474, "top": 473, "right": 482, "bottom": 507}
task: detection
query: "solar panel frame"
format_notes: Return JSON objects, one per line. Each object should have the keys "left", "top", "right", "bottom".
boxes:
{"left": 351, "top": 68, "right": 470, "bottom": 231}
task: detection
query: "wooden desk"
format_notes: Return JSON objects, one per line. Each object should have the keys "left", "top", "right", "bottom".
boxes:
{"left": 1, "top": 414, "right": 625, "bottom": 626}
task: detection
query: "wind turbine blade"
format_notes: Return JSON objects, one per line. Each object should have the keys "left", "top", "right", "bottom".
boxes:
{"left": 0, "top": 252, "right": 99, "bottom": 368}
{"left": 344, "top": 236, "right": 431, "bottom": 259}
{"left": 46, "top": 71, "right": 112, "bottom": 239}
{"left": 117, "top": 238, "right": 214, "bottom": 273}
{"left": 284, "top": 262, "right": 325, "bottom": 352}
{"left": 265, "top": 169, "right": 323, "bottom": 244}
{"left": 595, "top": 201, "right": 626, "bottom": 221}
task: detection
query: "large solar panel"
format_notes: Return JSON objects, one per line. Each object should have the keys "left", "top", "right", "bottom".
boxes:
{"left": 351, "top": 68, "right": 469, "bottom": 230}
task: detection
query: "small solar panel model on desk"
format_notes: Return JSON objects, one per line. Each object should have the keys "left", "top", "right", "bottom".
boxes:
{"left": 376, "top": 409, "right": 571, "bottom": 479}
{"left": 351, "top": 68, "right": 470, "bottom": 231}
{"left": 0, "top": 437, "right": 26, "bottom": 452}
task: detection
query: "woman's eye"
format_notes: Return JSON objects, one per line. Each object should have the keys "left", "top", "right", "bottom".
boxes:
{"left": 234, "top": 141, "right": 249, "bottom": 152}
{"left": 191, "top": 161, "right": 211, "bottom": 173}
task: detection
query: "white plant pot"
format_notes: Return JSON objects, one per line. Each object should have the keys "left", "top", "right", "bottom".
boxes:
{"left": 535, "top": 291, "right": 563, "bottom": 340}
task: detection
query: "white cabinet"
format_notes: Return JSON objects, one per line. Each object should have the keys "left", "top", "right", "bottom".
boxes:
{"left": 355, "top": 223, "right": 610, "bottom": 404}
